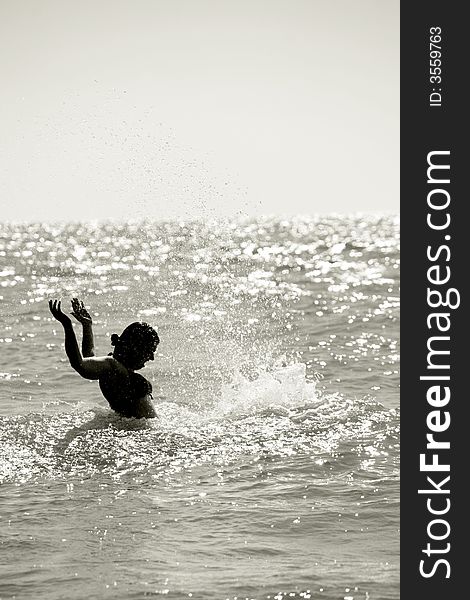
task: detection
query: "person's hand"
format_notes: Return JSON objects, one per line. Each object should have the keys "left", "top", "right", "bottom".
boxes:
{"left": 71, "top": 297, "right": 92, "bottom": 325}
{"left": 49, "top": 299, "right": 72, "bottom": 326}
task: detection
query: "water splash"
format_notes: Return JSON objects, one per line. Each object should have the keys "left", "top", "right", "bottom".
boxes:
{"left": 0, "top": 363, "right": 398, "bottom": 485}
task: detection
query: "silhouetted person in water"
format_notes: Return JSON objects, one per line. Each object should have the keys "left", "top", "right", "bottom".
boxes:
{"left": 49, "top": 298, "right": 159, "bottom": 418}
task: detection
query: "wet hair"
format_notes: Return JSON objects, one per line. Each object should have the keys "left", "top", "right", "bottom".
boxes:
{"left": 111, "top": 322, "right": 160, "bottom": 354}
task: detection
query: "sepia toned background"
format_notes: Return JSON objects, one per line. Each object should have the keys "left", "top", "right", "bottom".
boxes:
{"left": 1, "top": 0, "right": 398, "bottom": 221}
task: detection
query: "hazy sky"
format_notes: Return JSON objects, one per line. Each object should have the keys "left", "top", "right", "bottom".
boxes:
{"left": 1, "top": 0, "right": 399, "bottom": 222}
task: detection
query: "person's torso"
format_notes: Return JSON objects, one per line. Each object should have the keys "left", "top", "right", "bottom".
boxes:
{"left": 99, "top": 359, "right": 154, "bottom": 418}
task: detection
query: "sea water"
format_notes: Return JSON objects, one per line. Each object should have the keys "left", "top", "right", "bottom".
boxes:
{"left": 0, "top": 215, "right": 399, "bottom": 599}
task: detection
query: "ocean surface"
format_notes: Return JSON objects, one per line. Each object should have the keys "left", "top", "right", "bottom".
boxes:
{"left": 0, "top": 215, "right": 399, "bottom": 600}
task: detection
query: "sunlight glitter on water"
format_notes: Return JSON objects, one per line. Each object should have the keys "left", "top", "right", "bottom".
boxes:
{"left": 0, "top": 215, "right": 399, "bottom": 599}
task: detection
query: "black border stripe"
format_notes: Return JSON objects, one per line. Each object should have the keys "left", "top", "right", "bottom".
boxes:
{"left": 401, "top": 1, "right": 467, "bottom": 595}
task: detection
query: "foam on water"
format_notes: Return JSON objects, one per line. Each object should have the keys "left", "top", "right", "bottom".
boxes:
{"left": 0, "top": 363, "right": 398, "bottom": 486}
{"left": 217, "top": 363, "right": 321, "bottom": 417}
{"left": 0, "top": 216, "right": 399, "bottom": 599}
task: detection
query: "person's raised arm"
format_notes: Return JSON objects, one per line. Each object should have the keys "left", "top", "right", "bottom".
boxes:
{"left": 71, "top": 297, "right": 95, "bottom": 357}
{"left": 49, "top": 299, "right": 112, "bottom": 380}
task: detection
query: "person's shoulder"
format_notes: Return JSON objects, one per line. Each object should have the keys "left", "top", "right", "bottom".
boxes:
{"left": 102, "top": 355, "right": 125, "bottom": 371}
{"left": 92, "top": 356, "right": 129, "bottom": 383}
{"left": 76, "top": 354, "right": 118, "bottom": 380}
{"left": 87, "top": 355, "right": 121, "bottom": 372}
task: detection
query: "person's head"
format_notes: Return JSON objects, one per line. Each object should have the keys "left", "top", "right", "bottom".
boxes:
{"left": 111, "top": 322, "right": 159, "bottom": 370}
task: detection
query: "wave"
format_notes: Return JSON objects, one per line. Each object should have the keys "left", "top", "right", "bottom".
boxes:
{"left": 0, "top": 364, "right": 399, "bottom": 484}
